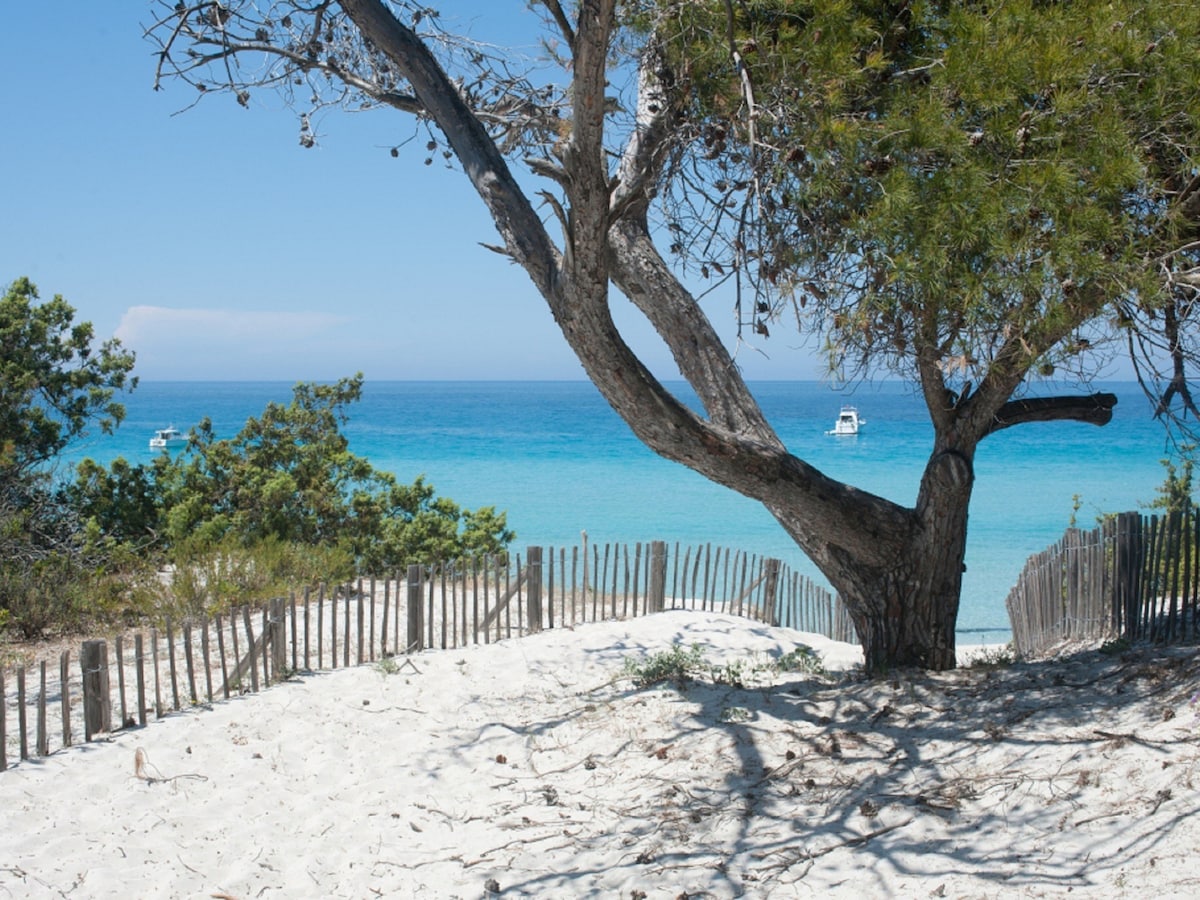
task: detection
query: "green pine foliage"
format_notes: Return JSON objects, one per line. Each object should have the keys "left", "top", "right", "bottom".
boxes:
{"left": 0, "top": 277, "right": 138, "bottom": 637}
{"left": 657, "top": 0, "right": 1200, "bottom": 384}
{"left": 1147, "top": 447, "right": 1196, "bottom": 515}
{"left": 69, "top": 373, "right": 516, "bottom": 584}
{"left": 0, "top": 277, "right": 137, "bottom": 475}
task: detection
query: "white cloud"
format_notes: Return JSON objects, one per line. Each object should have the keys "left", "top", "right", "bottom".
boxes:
{"left": 115, "top": 306, "right": 356, "bottom": 380}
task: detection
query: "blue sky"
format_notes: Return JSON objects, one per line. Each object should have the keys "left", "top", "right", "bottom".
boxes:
{"left": 1, "top": 2, "right": 828, "bottom": 383}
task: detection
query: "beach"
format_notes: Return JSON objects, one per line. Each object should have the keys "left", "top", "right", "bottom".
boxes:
{"left": 2, "top": 610, "right": 1198, "bottom": 898}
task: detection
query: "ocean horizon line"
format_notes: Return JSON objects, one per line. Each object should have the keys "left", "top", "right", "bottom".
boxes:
{"left": 127, "top": 376, "right": 1148, "bottom": 389}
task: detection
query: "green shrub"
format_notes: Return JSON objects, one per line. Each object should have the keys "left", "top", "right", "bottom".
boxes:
{"left": 623, "top": 642, "right": 828, "bottom": 690}
{"left": 164, "top": 536, "right": 352, "bottom": 619}
{"left": 1100, "top": 637, "right": 1132, "bottom": 655}
{"left": 777, "top": 645, "right": 826, "bottom": 675}
{"left": 964, "top": 643, "right": 1018, "bottom": 668}
{"left": 0, "top": 552, "right": 92, "bottom": 638}
{"left": 69, "top": 375, "right": 515, "bottom": 579}
{"left": 623, "top": 643, "right": 707, "bottom": 687}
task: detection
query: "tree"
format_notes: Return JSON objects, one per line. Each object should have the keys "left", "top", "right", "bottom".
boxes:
{"left": 145, "top": 1, "right": 1200, "bottom": 669}
{"left": 67, "top": 457, "right": 162, "bottom": 548}
{"left": 1146, "top": 446, "right": 1196, "bottom": 516}
{"left": 0, "top": 276, "right": 138, "bottom": 634}
{"left": 0, "top": 277, "right": 137, "bottom": 482}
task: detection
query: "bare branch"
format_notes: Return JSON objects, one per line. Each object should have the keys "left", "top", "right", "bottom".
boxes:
{"left": 525, "top": 156, "right": 569, "bottom": 186}
{"left": 337, "top": 0, "right": 561, "bottom": 288}
{"left": 537, "top": 0, "right": 576, "bottom": 49}
{"left": 985, "top": 393, "right": 1118, "bottom": 436}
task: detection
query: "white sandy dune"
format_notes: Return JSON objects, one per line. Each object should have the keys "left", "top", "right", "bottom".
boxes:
{"left": 2, "top": 610, "right": 1199, "bottom": 899}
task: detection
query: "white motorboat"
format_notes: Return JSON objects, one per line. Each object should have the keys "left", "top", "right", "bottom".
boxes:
{"left": 149, "top": 426, "right": 187, "bottom": 450}
{"left": 827, "top": 407, "right": 865, "bottom": 436}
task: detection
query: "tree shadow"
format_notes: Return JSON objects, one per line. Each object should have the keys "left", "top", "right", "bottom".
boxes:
{"left": 453, "top": 628, "right": 1200, "bottom": 897}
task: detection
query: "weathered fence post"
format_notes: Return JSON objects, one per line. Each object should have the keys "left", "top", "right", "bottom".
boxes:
{"left": 201, "top": 617, "right": 214, "bottom": 703}
{"left": 762, "top": 558, "right": 782, "bottom": 625}
{"left": 316, "top": 584, "right": 325, "bottom": 670}
{"left": 290, "top": 592, "right": 299, "bottom": 674}
{"left": 356, "top": 579, "right": 365, "bottom": 666}
{"left": 60, "top": 651, "right": 71, "bottom": 746}
{"left": 36, "top": 662, "right": 48, "bottom": 757}
{"left": 330, "top": 587, "right": 338, "bottom": 669}
{"left": 261, "top": 606, "right": 271, "bottom": 687}
{"left": 115, "top": 636, "right": 127, "bottom": 729}
{"left": 343, "top": 590, "right": 352, "bottom": 669}
{"left": 406, "top": 564, "right": 424, "bottom": 653}
{"left": 0, "top": 670, "right": 6, "bottom": 770}
{"left": 135, "top": 634, "right": 147, "bottom": 726}
{"left": 242, "top": 608, "right": 260, "bottom": 693}
{"left": 379, "top": 581, "right": 389, "bottom": 658}
{"left": 183, "top": 622, "right": 197, "bottom": 705}
{"left": 274, "top": 598, "right": 288, "bottom": 677}
{"left": 648, "top": 541, "right": 667, "bottom": 614}
{"left": 303, "top": 586, "right": 312, "bottom": 671}
{"left": 368, "top": 578, "right": 377, "bottom": 662}
{"left": 17, "top": 668, "right": 28, "bottom": 760}
{"left": 581, "top": 531, "right": 590, "bottom": 617}
{"left": 166, "top": 617, "right": 180, "bottom": 711}
{"left": 1115, "top": 511, "right": 1142, "bottom": 640}
{"left": 526, "top": 546, "right": 544, "bottom": 633}
{"left": 80, "top": 639, "right": 112, "bottom": 741}
{"left": 151, "top": 627, "right": 163, "bottom": 718}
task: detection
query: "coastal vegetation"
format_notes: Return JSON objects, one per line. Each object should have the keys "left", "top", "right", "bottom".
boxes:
{"left": 144, "top": 1, "right": 1200, "bottom": 669}
{"left": 0, "top": 276, "right": 137, "bottom": 638}
{"left": 621, "top": 640, "right": 826, "bottom": 689}
{"left": 0, "top": 278, "right": 513, "bottom": 638}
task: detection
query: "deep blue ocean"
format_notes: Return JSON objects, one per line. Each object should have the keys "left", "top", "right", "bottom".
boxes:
{"left": 63, "top": 380, "right": 1179, "bottom": 640}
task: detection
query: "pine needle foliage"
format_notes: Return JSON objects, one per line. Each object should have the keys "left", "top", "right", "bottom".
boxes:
{"left": 655, "top": 0, "right": 1200, "bottom": 389}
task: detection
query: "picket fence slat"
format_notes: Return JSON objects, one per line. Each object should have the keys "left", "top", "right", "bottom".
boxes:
{"left": 0, "top": 670, "right": 6, "bottom": 771}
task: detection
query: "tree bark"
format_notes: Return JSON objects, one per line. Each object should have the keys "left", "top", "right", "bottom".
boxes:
{"left": 766, "top": 443, "right": 971, "bottom": 670}
{"left": 987, "top": 393, "right": 1117, "bottom": 434}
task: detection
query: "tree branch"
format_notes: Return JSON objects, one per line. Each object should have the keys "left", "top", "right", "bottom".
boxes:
{"left": 326, "top": 1, "right": 911, "bottom": 571}
{"left": 607, "top": 220, "right": 777, "bottom": 439}
{"left": 609, "top": 35, "right": 674, "bottom": 222}
{"left": 561, "top": 0, "right": 616, "bottom": 291}
{"left": 537, "top": 0, "right": 576, "bottom": 49}
{"left": 337, "top": 0, "right": 561, "bottom": 293}
{"left": 985, "top": 393, "right": 1117, "bottom": 436}
{"left": 604, "top": 37, "right": 774, "bottom": 436}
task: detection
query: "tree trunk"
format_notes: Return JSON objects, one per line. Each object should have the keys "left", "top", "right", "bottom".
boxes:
{"left": 858, "top": 483, "right": 968, "bottom": 670}
{"left": 771, "top": 445, "right": 973, "bottom": 671}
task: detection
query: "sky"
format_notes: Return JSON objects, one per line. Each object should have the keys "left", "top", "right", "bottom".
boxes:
{"left": 0, "top": 2, "right": 829, "bottom": 383}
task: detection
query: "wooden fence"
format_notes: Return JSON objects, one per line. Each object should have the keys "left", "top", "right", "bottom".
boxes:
{"left": 1, "top": 539, "right": 850, "bottom": 771}
{"left": 1006, "top": 510, "right": 1200, "bottom": 657}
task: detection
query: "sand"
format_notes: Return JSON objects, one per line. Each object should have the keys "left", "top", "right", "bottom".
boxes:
{"left": 2, "top": 610, "right": 1198, "bottom": 898}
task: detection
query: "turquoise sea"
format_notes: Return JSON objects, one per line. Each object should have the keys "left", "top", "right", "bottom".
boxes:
{"left": 64, "top": 380, "right": 1179, "bottom": 641}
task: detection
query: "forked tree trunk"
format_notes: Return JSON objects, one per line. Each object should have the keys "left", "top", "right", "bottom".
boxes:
{"left": 841, "top": 489, "right": 970, "bottom": 671}
{"left": 775, "top": 446, "right": 974, "bottom": 671}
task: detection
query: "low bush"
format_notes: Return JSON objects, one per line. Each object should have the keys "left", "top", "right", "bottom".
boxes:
{"left": 623, "top": 641, "right": 827, "bottom": 690}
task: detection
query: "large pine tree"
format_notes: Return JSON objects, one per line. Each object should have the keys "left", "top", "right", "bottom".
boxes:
{"left": 145, "top": 1, "right": 1200, "bottom": 668}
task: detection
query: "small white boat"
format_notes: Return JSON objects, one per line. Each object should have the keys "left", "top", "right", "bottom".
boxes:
{"left": 827, "top": 407, "right": 865, "bottom": 436}
{"left": 149, "top": 426, "right": 187, "bottom": 450}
